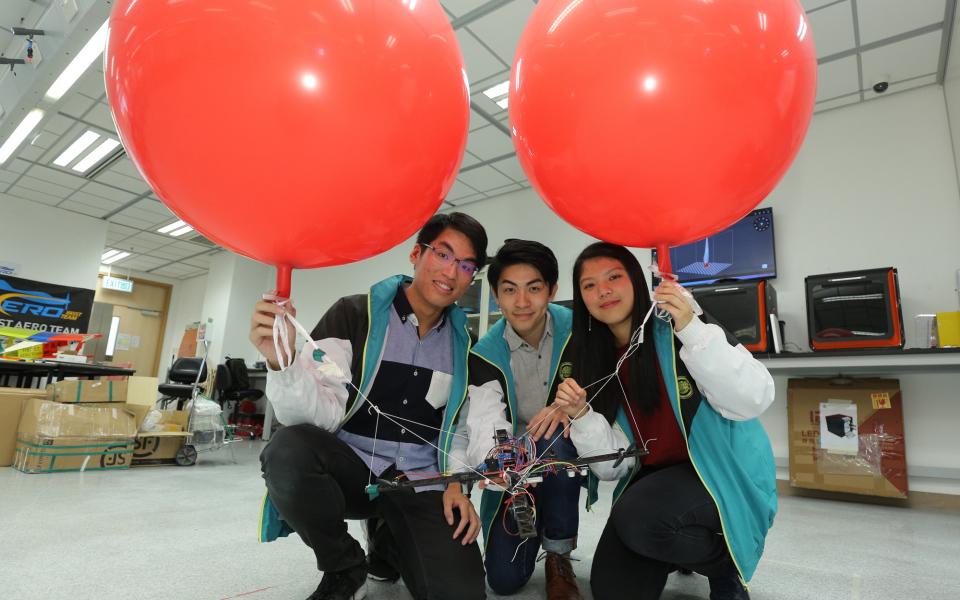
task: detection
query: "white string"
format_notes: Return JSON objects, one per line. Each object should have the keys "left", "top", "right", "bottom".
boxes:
{"left": 511, "top": 537, "right": 531, "bottom": 563}
{"left": 268, "top": 301, "right": 503, "bottom": 491}
{"left": 368, "top": 409, "right": 380, "bottom": 488}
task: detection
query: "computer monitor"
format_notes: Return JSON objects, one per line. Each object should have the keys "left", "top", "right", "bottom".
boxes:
{"left": 651, "top": 207, "right": 776, "bottom": 287}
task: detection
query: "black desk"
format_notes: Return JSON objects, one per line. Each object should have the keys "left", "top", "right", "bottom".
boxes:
{"left": 0, "top": 359, "right": 137, "bottom": 389}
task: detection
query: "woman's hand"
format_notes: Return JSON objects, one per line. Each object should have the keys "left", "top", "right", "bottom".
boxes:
{"left": 554, "top": 378, "right": 589, "bottom": 420}
{"left": 653, "top": 281, "right": 694, "bottom": 332}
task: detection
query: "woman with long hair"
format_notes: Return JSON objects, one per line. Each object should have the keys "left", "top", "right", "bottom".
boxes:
{"left": 553, "top": 242, "right": 776, "bottom": 600}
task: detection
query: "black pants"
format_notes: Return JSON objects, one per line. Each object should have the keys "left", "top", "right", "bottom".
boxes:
{"left": 591, "top": 462, "right": 735, "bottom": 600}
{"left": 260, "top": 424, "right": 486, "bottom": 600}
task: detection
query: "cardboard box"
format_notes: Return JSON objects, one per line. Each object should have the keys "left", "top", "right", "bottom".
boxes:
{"left": 0, "top": 387, "right": 45, "bottom": 467}
{"left": 133, "top": 410, "right": 191, "bottom": 466}
{"left": 788, "top": 378, "right": 907, "bottom": 499}
{"left": 13, "top": 399, "right": 137, "bottom": 474}
{"left": 47, "top": 378, "right": 128, "bottom": 403}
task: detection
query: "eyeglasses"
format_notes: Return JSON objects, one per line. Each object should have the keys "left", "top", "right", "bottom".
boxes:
{"left": 419, "top": 243, "right": 479, "bottom": 276}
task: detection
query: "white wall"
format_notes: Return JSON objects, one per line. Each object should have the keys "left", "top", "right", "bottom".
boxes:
{"left": 156, "top": 273, "right": 208, "bottom": 379}
{"left": 286, "top": 84, "right": 960, "bottom": 494}
{"left": 0, "top": 195, "right": 107, "bottom": 289}
{"left": 942, "top": 2, "right": 960, "bottom": 189}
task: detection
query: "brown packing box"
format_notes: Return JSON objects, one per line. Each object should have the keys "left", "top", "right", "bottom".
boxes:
{"left": 13, "top": 399, "right": 137, "bottom": 474}
{"left": 787, "top": 378, "right": 907, "bottom": 499}
{"left": 47, "top": 378, "right": 128, "bottom": 403}
{"left": 0, "top": 387, "right": 46, "bottom": 467}
{"left": 133, "top": 410, "right": 192, "bottom": 466}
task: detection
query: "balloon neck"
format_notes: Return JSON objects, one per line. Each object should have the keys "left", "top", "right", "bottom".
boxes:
{"left": 656, "top": 243, "right": 672, "bottom": 275}
{"left": 275, "top": 265, "right": 292, "bottom": 299}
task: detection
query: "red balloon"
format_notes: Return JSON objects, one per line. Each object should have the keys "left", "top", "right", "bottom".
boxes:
{"left": 106, "top": 0, "right": 469, "bottom": 296}
{"left": 510, "top": 0, "right": 816, "bottom": 263}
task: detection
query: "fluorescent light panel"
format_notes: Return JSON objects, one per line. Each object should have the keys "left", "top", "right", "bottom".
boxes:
{"left": 45, "top": 20, "right": 109, "bottom": 100}
{"left": 54, "top": 130, "right": 100, "bottom": 167}
{"left": 169, "top": 225, "right": 194, "bottom": 237}
{"left": 102, "top": 251, "right": 130, "bottom": 265}
{"left": 158, "top": 220, "right": 187, "bottom": 234}
{"left": 72, "top": 138, "right": 121, "bottom": 172}
{"left": 482, "top": 80, "right": 509, "bottom": 99}
{"left": 101, "top": 249, "right": 121, "bottom": 261}
{"left": 0, "top": 109, "right": 44, "bottom": 164}
{"left": 496, "top": 97, "right": 508, "bottom": 110}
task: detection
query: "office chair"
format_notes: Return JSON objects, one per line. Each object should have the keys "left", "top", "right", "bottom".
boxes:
{"left": 158, "top": 357, "right": 208, "bottom": 410}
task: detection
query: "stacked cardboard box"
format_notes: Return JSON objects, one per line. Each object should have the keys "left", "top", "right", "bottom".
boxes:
{"left": 0, "top": 388, "right": 46, "bottom": 467}
{"left": 11, "top": 376, "right": 159, "bottom": 474}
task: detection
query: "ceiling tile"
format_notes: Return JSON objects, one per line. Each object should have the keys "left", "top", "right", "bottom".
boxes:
{"left": 466, "top": 124, "right": 514, "bottom": 160}
{"left": 460, "top": 151, "right": 481, "bottom": 168}
{"left": 860, "top": 30, "right": 942, "bottom": 89}
{"left": 490, "top": 154, "right": 526, "bottom": 182}
{"left": 465, "top": 1, "right": 534, "bottom": 65}
{"left": 17, "top": 145, "right": 45, "bottom": 162}
{"left": 446, "top": 179, "right": 479, "bottom": 201}
{"left": 816, "top": 55, "right": 860, "bottom": 101}
{"left": 867, "top": 73, "right": 938, "bottom": 98}
{"left": 858, "top": 0, "right": 946, "bottom": 45}
{"left": 446, "top": 192, "right": 485, "bottom": 207}
{"left": 456, "top": 164, "right": 513, "bottom": 191}
{"left": 7, "top": 186, "right": 61, "bottom": 205}
{"left": 84, "top": 103, "right": 120, "bottom": 132}
{"left": 42, "top": 115, "right": 77, "bottom": 137}
{"left": 109, "top": 213, "right": 158, "bottom": 230}
{"left": 109, "top": 158, "right": 144, "bottom": 179}
{"left": 457, "top": 30, "right": 510, "bottom": 85}
{"left": 815, "top": 93, "right": 861, "bottom": 112}
{"left": 17, "top": 176, "right": 74, "bottom": 199}
{"left": 59, "top": 199, "right": 107, "bottom": 218}
{"left": 802, "top": 0, "right": 841, "bottom": 12}
{"left": 58, "top": 94, "right": 97, "bottom": 120}
{"left": 807, "top": 1, "right": 855, "bottom": 58}
{"left": 83, "top": 181, "right": 137, "bottom": 203}
{"left": 71, "top": 191, "right": 125, "bottom": 211}
{"left": 94, "top": 169, "right": 150, "bottom": 194}
{"left": 440, "top": 0, "right": 488, "bottom": 17}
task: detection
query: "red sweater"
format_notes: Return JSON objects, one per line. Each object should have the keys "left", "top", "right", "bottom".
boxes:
{"left": 616, "top": 348, "right": 689, "bottom": 467}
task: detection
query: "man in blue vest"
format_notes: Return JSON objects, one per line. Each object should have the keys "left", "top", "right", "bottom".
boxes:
{"left": 250, "top": 213, "right": 496, "bottom": 600}
{"left": 467, "top": 240, "right": 583, "bottom": 600}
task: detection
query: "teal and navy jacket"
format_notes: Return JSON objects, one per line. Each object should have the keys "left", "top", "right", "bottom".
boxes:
{"left": 467, "top": 303, "right": 574, "bottom": 551}
{"left": 258, "top": 275, "right": 473, "bottom": 543}
{"left": 569, "top": 315, "right": 777, "bottom": 583}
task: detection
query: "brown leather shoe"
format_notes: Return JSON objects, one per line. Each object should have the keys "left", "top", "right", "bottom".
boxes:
{"left": 545, "top": 552, "right": 583, "bottom": 600}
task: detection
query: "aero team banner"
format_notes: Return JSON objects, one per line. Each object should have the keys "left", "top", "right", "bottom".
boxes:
{"left": 0, "top": 275, "right": 95, "bottom": 334}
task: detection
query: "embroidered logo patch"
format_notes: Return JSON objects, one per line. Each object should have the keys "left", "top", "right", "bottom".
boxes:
{"left": 558, "top": 361, "right": 574, "bottom": 380}
{"left": 312, "top": 348, "right": 326, "bottom": 362}
{"left": 677, "top": 376, "right": 694, "bottom": 400}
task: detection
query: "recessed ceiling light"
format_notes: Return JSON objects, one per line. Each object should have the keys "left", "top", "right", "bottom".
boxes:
{"left": 496, "top": 97, "right": 508, "bottom": 110}
{"left": 72, "top": 138, "right": 121, "bottom": 172}
{"left": 45, "top": 20, "right": 109, "bottom": 101}
{"left": 482, "top": 80, "right": 509, "bottom": 100}
{"left": 169, "top": 225, "right": 194, "bottom": 237}
{"left": 0, "top": 109, "right": 44, "bottom": 164}
{"left": 158, "top": 220, "right": 187, "bottom": 234}
{"left": 102, "top": 251, "right": 131, "bottom": 265}
{"left": 101, "top": 249, "right": 121, "bottom": 261}
{"left": 54, "top": 130, "right": 100, "bottom": 167}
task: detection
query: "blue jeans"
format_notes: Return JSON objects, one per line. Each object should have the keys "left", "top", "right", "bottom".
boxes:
{"left": 484, "top": 431, "right": 582, "bottom": 595}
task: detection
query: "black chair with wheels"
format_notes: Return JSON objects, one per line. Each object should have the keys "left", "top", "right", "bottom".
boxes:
{"left": 158, "top": 357, "right": 208, "bottom": 410}
{"left": 215, "top": 357, "right": 264, "bottom": 432}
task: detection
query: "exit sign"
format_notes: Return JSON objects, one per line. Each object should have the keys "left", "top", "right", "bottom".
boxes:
{"left": 103, "top": 276, "right": 133, "bottom": 293}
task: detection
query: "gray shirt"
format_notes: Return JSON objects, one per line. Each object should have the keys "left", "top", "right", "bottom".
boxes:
{"left": 503, "top": 311, "right": 554, "bottom": 431}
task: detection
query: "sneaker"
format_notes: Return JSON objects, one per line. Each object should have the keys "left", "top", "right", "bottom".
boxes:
{"left": 366, "top": 552, "right": 400, "bottom": 583}
{"left": 307, "top": 564, "right": 368, "bottom": 600}
{"left": 708, "top": 573, "right": 750, "bottom": 600}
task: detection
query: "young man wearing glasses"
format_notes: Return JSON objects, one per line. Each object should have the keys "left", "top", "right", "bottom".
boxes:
{"left": 251, "top": 213, "right": 494, "bottom": 600}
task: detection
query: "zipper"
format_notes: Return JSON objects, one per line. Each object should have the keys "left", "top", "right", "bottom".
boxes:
{"left": 669, "top": 330, "right": 748, "bottom": 588}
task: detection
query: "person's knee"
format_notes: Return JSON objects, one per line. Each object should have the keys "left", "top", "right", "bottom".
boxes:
{"left": 610, "top": 499, "right": 670, "bottom": 557}
{"left": 260, "top": 424, "right": 322, "bottom": 497}
{"left": 485, "top": 565, "right": 529, "bottom": 596}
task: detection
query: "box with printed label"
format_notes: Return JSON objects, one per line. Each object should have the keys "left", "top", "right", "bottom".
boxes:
{"left": 787, "top": 378, "right": 906, "bottom": 498}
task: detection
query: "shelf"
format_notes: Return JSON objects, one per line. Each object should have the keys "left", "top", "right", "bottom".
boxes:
{"left": 757, "top": 348, "right": 960, "bottom": 375}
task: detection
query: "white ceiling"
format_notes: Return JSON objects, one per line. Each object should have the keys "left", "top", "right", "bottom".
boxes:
{"left": 0, "top": 0, "right": 955, "bottom": 279}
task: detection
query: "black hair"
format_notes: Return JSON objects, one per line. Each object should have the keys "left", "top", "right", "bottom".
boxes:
{"left": 416, "top": 212, "right": 488, "bottom": 269}
{"left": 486, "top": 239, "right": 559, "bottom": 293}
{"left": 571, "top": 242, "right": 660, "bottom": 422}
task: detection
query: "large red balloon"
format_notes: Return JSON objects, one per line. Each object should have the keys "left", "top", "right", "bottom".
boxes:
{"left": 510, "top": 0, "right": 816, "bottom": 267}
{"left": 106, "top": 0, "right": 469, "bottom": 296}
